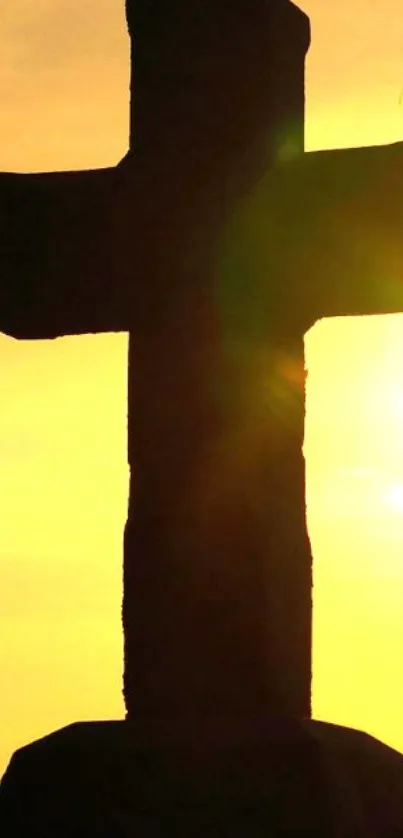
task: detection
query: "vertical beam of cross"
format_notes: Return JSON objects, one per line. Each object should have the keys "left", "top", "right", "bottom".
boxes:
{"left": 122, "top": 0, "right": 313, "bottom": 730}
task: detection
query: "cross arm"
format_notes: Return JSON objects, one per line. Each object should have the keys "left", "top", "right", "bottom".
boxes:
{"left": 276, "top": 141, "right": 403, "bottom": 326}
{"left": 0, "top": 163, "right": 132, "bottom": 340}
{"left": 219, "top": 141, "right": 403, "bottom": 337}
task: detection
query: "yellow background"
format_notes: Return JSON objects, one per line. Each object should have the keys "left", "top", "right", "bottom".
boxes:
{"left": 2, "top": 0, "right": 403, "bottom": 776}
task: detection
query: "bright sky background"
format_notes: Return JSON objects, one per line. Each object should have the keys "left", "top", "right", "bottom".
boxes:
{"left": 2, "top": 0, "right": 403, "bottom": 777}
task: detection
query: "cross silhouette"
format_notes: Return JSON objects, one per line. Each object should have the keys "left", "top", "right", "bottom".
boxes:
{"left": 2, "top": 0, "right": 403, "bottom": 740}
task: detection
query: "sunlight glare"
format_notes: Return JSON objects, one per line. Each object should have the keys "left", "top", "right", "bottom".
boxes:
{"left": 306, "top": 314, "right": 403, "bottom": 754}
{"left": 384, "top": 483, "right": 403, "bottom": 512}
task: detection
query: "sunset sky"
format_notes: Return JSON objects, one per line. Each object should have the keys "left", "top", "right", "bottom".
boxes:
{"left": 2, "top": 0, "right": 403, "bottom": 777}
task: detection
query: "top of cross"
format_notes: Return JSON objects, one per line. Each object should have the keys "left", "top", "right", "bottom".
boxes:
{"left": 125, "top": 0, "right": 309, "bottom": 40}
{"left": 126, "top": 0, "right": 310, "bottom": 179}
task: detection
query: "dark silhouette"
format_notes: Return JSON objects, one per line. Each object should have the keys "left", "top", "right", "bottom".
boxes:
{"left": 2, "top": 0, "right": 403, "bottom": 833}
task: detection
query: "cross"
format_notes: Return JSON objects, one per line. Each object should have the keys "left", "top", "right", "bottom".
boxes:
{"left": 1, "top": 0, "right": 403, "bottom": 741}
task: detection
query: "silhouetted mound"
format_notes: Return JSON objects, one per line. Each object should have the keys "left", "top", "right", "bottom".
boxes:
{"left": 1, "top": 717, "right": 403, "bottom": 836}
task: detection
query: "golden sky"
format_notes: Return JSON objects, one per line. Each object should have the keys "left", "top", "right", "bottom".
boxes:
{"left": 2, "top": 0, "right": 403, "bottom": 776}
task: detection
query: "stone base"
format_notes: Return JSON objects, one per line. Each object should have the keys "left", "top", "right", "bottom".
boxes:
{"left": 1, "top": 717, "right": 403, "bottom": 836}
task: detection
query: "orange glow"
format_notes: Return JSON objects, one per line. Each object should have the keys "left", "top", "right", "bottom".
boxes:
{"left": 2, "top": 0, "right": 403, "bottom": 778}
